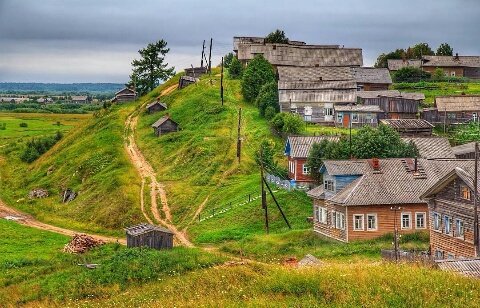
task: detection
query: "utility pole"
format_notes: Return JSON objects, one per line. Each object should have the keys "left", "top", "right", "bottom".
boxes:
{"left": 260, "top": 148, "right": 269, "bottom": 233}
{"left": 474, "top": 142, "right": 479, "bottom": 256}
{"left": 444, "top": 107, "right": 447, "bottom": 134}
{"left": 237, "top": 108, "right": 242, "bottom": 163}
{"left": 221, "top": 56, "right": 224, "bottom": 105}
{"left": 208, "top": 38, "right": 213, "bottom": 74}
{"left": 263, "top": 177, "right": 291, "bottom": 229}
{"left": 201, "top": 40, "right": 205, "bottom": 68}
{"left": 391, "top": 206, "right": 401, "bottom": 262}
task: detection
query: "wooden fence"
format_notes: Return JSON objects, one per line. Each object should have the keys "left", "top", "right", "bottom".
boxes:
{"left": 381, "top": 249, "right": 434, "bottom": 265}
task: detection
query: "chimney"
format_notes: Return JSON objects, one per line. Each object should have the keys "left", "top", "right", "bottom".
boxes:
{"left": 371, "top": 158, "right": 380, "bottom": 171}
{"left": 413, "top": 157, "right": 421, "bottom": 176}
{"left": 454, "top": 53, "right": 459, "bottom": 60}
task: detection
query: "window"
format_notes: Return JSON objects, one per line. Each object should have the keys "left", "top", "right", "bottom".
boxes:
{"left": 450, "top": 71, "right": 456, "bottom": 77}
{"left": 435, "top": 250, "right": 444, "bottom": 260}
{"left": 325, "top": 108, "right": 333, "bottom": 116}
{"left": 318, "top": 207, "right": 327, "bottom": 224}
{"left": 473, "top": 113, "right": 478, "bottom": 122}
{"left": 302, "top": 164, "right": 310, "bottom": 175}
{"left": 290, "top": 107, "right": 298, "bottom": 114}
{"left": 289, "top": 161, "right": 295, "bottom": 174}
{"left": 433, "top": 212, "right": 441, "bottom": 231}
{"left": 337, "top": 113, "right": 343, "bottom": 122}
{"left": 415, "top": 212, "right": 426, "bottom": 229}
{"left": 353, "top": 214, "right": 364, "bottom": 231}
{"left": 447, "top": 253, "right": 455, "bottom": 260}
{"left": 401, "top": 213, "right": 411, "bottom": 229}
{"left": 444, "top": 215, "right": 452, "bottom": 235}
{"left": 456, "top": 219, "right": 464, "bottom": 238}
{"left": 304, "top": 115, "right": 312, "bottom": 122}
{"left": 332, "top": 211, "right": 345, "bottom": 230}
{"left": 351, "top": 113, "right": 359, "bottom": 123}
{"left": 324, "top": 180, "right": 334, "bottom": 191}
{"left": 460, "top": 185, "right": 472, "bottom": 200}
{"left": 367, "top": 214, "right": 377, "bottom": 231}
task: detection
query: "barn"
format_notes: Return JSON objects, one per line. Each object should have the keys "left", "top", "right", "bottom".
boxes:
{"left": 146, "top": 100, "right": 167, "bottom": 114}
{"left": 151, "top": 115, "right": 179, "bottom": 136}
{"left": 126, "top": 223, "right": 173, "bottom": 250}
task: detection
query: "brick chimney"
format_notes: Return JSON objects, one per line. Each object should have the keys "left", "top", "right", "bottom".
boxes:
{"left": 371, "top": 158, "right": 380, "bottom": 171}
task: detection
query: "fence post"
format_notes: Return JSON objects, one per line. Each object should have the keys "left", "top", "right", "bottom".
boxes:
{"left": 212, "top": 208, "right": 215, "bottom": 216}
{"left": 198, "top": 213, "right": 201, "bottom": 222}
{"left": 248, "top": 194, "right": 251, "bottom": 202}
{"left": 230, "top": 201, "right": 232, "bottom": 209}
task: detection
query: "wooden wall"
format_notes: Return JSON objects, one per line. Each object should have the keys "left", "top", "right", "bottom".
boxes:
{"left": 313, "top": 199, "right": 347, "bottom": 242}
{"left": 127, "top": 230, "right": 173, "bottom": 249}
{"left": 361, "top": 97, "right": 419, "bottom": 119}
{"left": 154, "top": 120, "right": 178, "bottom": 136}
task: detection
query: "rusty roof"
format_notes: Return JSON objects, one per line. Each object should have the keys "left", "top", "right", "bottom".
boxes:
{"left": 352, "top": 67, "right": 392, "bottom": 84}
{"left": 435, "top": 95, "right": 480, "bottom": 112}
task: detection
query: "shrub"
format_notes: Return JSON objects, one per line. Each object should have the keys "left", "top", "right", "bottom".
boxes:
{"left": 270, "top": 113, "right": 304, "bottom": 134}
{"left": 255, "top": 81, "right": 279, "bottom": 117}
{"left": 228, "top": 56, "right": 243, "bottom": 79}
{"left": 0, "top": 123, "right": 6, "bottom": 130}
{"left": 432, "top": 68, "right": 445, "bottom": 81}
{"left": 19, "top": 122, "right": 28, "bottom": 128}
{"left": 241, "top": 55, "right": 275, "bottom": 102}
{"left": 265, "top": 29, "right": 289, "bottom": 44}
{"left": 223, "top": 52, "right": 234, "bottom": 68}
{"left": 20, "top": 132, "right": 63, "bottom": 163}
{"left": 264, "top": 106, "right": 276, "bottom": 120}
{"left": 393, "top": 67, "right": 431, "bottom": 83}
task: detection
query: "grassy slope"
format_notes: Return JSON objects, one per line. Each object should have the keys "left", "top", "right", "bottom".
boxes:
{"left": 136, "top": 71, "right": 312, "bottom": 243}
{"left": 0, "top": 104, "right": 142, "bottom": 236}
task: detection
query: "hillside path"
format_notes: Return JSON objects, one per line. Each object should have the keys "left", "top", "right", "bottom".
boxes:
{"left": 124, "top": 100, "right": 193, "bottom": 248}
{"left": 0, "top": 199, "right": 126, "bottom": 244}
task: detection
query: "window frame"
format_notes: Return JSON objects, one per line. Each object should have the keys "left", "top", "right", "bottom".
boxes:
{"left": 353, "top": 214, "right": 364, "bottom": 231}
{"left": 324, "top": 108, "right": 333, "bottom": 116}
{"left": 444, "top": 215, "right": 452, "bottom": 235}
{"left": 302, "top": 164, "right": 310, "bottom": 175}
{"left": 318, "top": 207, "right": 328, "bottom": 224}
{"left": 415, "top": 212, "right": 426, "bottom": 229}
{"left": 324, "top": 180, "right": 334, "bottom": 191}
{"left": 401, "top": 212, "right": 411, "bottom": 230}
{"left": 351, "top": 113, "right": 359, "bottom": 123}
{"left": 455, "top": 218, "right": 464, "bottom": 238}
{"left": 460, "top": 185, "right": 472, "bottom": 201}
{"left": 433, "top": 212, "right": 441, "bottom": 231}
{"left": 366, "top": 213, "right": 378, "bottom": 231}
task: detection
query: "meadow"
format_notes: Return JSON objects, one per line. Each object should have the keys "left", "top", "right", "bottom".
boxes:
{"left": 393, "top": 81, "right": 480, "bottom": 105}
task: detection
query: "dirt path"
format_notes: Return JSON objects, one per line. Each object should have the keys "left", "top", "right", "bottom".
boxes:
{"left": 124, "top": 99, "right": 193, "bottom": 248}
{"left": 0, "top": 200, "right": 126, "bottom": 244}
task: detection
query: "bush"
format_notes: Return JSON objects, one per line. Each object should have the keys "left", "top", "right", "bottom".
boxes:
{"left": 0, "top": 123, "right": 6, "bottom": 130}
{"left": 393, "top": 67, "right": 431, "bottom": 83}
{"left": 20, "top": 131, "right": 63, "bottom": 163}
{"left": 264, "top": 106, "right": 276, "bottom": 120}
{"left": 432, "top": 68, "right": 445, "bottom": 81}
{"left": 270, "top": 113, "right": 304, "bottom": 134}
{"left": 223, "top": 52, "right": 234, "bottom": 68}
{"left": 255, "top": 81, "right": 279, "bottom": 117}
{"left": 228, "top": 56, "right": 243, "bottom": 79}
{"left": 265, "top": 29, "right": 289, "bottom": 44}
{"left": 241, "top": 55, "right": 275, "bottom": 102}
{"left": 19, "top": 122, "right": 28, "bottom": 128}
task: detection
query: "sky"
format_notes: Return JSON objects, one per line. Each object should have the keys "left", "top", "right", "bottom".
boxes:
{"left": 0, "top": 0, "right": 479, "bottom": 83}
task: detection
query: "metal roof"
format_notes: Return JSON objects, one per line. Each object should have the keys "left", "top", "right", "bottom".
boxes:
{"left": 436, "top": 259, "right": 480, "bottom": 278}
{"left": 352, "top": 67, "right": 392, "bottom": 84}
{"left": 402, "top": 137, "right": 455, "bottom": 159}
{"left": 285, "top": 136, "right": 339, "bottom": 158}
{"left": 125, "top": 223, "right": 173, "bottom": 236}
{"left": 435, "top": 95, "right": 480, "bottom": 112}
{"left": 452, "top": 142, "right": 476, "bottom": 156}
{"left": 380, "top": 119, "right": 434, "bottom": 129}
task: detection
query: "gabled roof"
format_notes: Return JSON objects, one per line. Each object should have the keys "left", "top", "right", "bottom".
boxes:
{"left": 125, "top": 223, "right": 173, "bottom": 236}
{"left": 307, "top": 186, "right": 325, "bottom": 198}
{"left": 452, "top": 142, "right": 477, "bottom": 156}
{"left": 435, "top": 95, "right": 480, "bottom": 112}
{"left": 422, "top": 55, "right": 480, "bottom": 68}
{"left": 421, "top": 166, "right": 479, "bottom": 199}
{"left": 436, "top": 259, "right": 480, "bottom": 278}
{"left": 334, "top": 105, "right": 383, "bottom": 113}
{"left": 380, "top": 119, "right": 434, "bottom": 129}
{"left": 285, "top": 136, "right": 339, "bottom": 158}
{"left": 115, "top": 87, "right": 136, "bottom": 96}
{"left": 321, "top": 160, "right": 368, "bottom": 176}
{"left": 402, "top": 137, "right": 455, "bottom": 159}
{"left": 278, "top": 66, "right": 354, "bottom": 81}
{"left": 151, "top": 115, "right": 179, "bottom": 129}
{"left": 146, "top": 100, "right": 167, "bottom": 110}
{"left": 387, "top": 59, "right": 422, "bottom": 71}
{"left": 352, "top": 67, "right": 392, "bottom": 84}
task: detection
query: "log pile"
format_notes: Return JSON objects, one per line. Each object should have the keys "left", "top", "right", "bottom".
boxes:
{"left": 63, "top": 234, "right": 104, "bottom": 254}
{"left": 28, "top": 188, "right": 49, "bottom": 199}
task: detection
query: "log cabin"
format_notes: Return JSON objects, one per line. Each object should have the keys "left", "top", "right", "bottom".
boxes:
{"left": 151, "top": 115, "right": 179, "bottom": 136}
{"left": 146, "top": 100, "right": 167, "bottom": 114}
{"left": 421, "top": 164, "right": 479, "bottom": 259}
{"left": 357, "top": 91, "right": 425, "bottom": 120}
{"left": 112, "top": 87, "right": 137, "bottom": 103}
{"left": 307, "top": 158, "right": 472, "bottom": 242}
{"left": 126, "top": 223, "right": 173, "bottom": 250}
{"left": 422, "top": 95, "right": 480, "bottom": 125}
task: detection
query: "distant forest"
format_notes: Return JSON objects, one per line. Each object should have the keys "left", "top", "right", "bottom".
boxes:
{"left": 0, "top": 83, "right": 125, "bottom": 96}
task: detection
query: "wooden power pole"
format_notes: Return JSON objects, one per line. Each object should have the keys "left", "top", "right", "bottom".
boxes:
{"left": 200, "top": 40, "right": 205, "bottom": 68}
{"left": 260, "top": 148, "right": 269, "bottom": 233}
{"left": 221, "top": 57, "right": 224, "bottom": 105}
{"left": 474, "top": 142, "right": 479, "bottom": 256}
{"left": 390, "top": 205, "right": 401, "bottom": 262}
{"left": 237, "top": 108, "right": 242, "bottom": 163}
{"left": 208, "top": 38, "right": 213, "bottom": 74}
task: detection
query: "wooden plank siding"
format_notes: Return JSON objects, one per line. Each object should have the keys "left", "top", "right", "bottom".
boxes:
{"left": 360, "top": 97, "right": 419, "bottom": 119}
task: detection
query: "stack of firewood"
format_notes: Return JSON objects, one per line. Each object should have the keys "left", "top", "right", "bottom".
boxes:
{"left": 63, "top": 234, "right": 104, "bottom": 254}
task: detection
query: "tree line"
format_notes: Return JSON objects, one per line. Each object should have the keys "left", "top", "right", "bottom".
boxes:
{"left": 375, "top": 42, "right": 454, "bottom": 68}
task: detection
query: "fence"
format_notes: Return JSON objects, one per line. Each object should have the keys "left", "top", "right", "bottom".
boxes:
{"left": 381, "top": 249, "right": 434, "bottom": 265}
{"left": 265, "top": 173, "right": 311, "bottom": 191}
{"left": 198, "top": 192, "right": 261, "bottom": 222}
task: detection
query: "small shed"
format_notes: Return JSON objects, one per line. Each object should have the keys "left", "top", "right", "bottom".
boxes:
{"left": 112, "top": 87, "right": 137, "bottom": 103}
{"left": 151, "top": 115, "right": 179, "bottom": 136}
{"left": 125, "top": 223, "right": 173, "bottom": 250}
{"left": 178, "top": 76, "right": 198, "bottom": 89}
{"left": 184, "top": 67, "right": 207, "bottom": 78}
{"left": 380, "top": 119, "right": 434, "bottom": 136}
{"left": 146, "top": 100, "right": 167, "bottom": 114}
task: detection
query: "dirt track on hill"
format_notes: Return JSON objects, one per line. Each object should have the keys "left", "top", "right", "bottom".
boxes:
{"left": 0, "top": 200, "right": 126, "bottom": 244}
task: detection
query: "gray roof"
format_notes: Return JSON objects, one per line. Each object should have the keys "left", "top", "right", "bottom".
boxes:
{"left": 233, "top": 36, "right": 308, "bottom": 51}
{"left": 402, "top": 137, "right": 455, "bottom": 159}
{"left": 307, "top": 186, "right": 325, "bottom": 198}
{"left": 71, "top": 95, "right": 88, "bottom": 100}
{"left": 436, "top": 259, "right": 480, "bottom": 278}
{"left": 315, "top": 158, "right": 475, "bottom": 206}
{"left": 421, "top": 166, "right": 480, "bottom": 199}
{"left": 146, "top": 101, "right": 167, "bottom": 110}
{"left": 352, "top": 67, "right": 392, "bottom": 84}
{"left": 278, "top": 66, "right": 354, "bottom": 81}
{"left": 125, "top": 223, "right": 173, "bottom": 236}
{"left": 452, "top": 142, "right": 477, "bottom": 156}
{"left": 422, "top": 55, "right": 480, "bottom": 68}
{"left": 356, "top": 90, "right": 425, "bottom": 100}
{"left": 334, "top": 104, "right": 383, "bottom": 112}
{"left": 435, "top": 95, "right": 480, "bottom": 112}
{"left": 387, "top": 59, "right": 422, "bottom": 71}
{"left": 237, "top": 43, "right": 363, "bottom": 67}
{"left": 151, "top": 115, "right": 178, "bottom": 128}
{"left": 286, "top": 136, "right": 339, "bottom": 158}
{"left": 380, "top": 119, "right": 434, "bottom": 129}
{"left": 279, "top": 86, "right": 357, "bottom": 104}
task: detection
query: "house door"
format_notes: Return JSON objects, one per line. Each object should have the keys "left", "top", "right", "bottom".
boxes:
{"left": 343, "top": 113, "right": 350, "bottom": 128}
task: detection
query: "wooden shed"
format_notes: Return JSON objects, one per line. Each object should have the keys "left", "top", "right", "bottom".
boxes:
{"left": 357, "top": 91, "right": 424, "bottom": 120}
{"left": 112, "top": 87, "right": 137, "bottom": 103}
{"left": 184, "top": 67, "right": 207, "bottom": 78}
{"left": 422, "top": 95, "right": 480, "bottom": 125}
{"left": 125, "top": 223, "right": 174, "bottom": 250}
{"left": 151, "top": 115, "right": 179, "bottom": 136}
{"left": 146, "top": 100, "right": 167, "bottom": 114}
{"left": 178, "top": 76, "right": 198, "bottom": 89}
{"left": 380, "top": 119, "right": 434, "bottom": 136}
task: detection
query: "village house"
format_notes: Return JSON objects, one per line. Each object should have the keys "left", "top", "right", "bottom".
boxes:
{"left": 307, "top": 158, "right": 471, "bottom": 242}
{"left": 284, "top": 136, "right": 339, "bottom": 186}
{"left": 387, "top": 59, "right": 422, "bottom": 72}
{"left": 421, "top": 164, "right": 478, "bottom": 259}
{"left": 334, "top": 104, "right": 383, "bottom": 128}
{"left": 146, "top": 100, "right": 167, "bottom": 114}
{"left": 402, "top": 137, "right": 455, "bottom": 159}
{"left": 352, "top": 67, "right": 392, "bottom": 91}
{"left": 422, "top": 95, "right": 480, "bottom": 125}
{"left": 112, "top": 87, "right": 137, "bottom": 103}
{"left": 357, "top": 91, "right": 425, "bottom": 119}
{"left": 380, "top": 119, "right": 434, "bottom": 137}
{"left": 278, "top": 66, "right": 357, "bottom": 124}
{"left": 126, "top": 223, "right": 173, "bottom": 250}
{"left": 151, "top": 115, "right": 179, "bottom": 136}
{"left": 453, "top": 142, "right": 477, "bottom": 159}
{"left": 71, "top": 95, "right": 89, "bottom": 104}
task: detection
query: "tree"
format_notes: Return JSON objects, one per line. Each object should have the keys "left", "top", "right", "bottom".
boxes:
{"left": 255, "top": 81, "right": 279, "bottom": 117}
{"left": 409, "top": 43, "right": 434, "bottom": 59}
{"left": 223, "top": 52, "right": 234, "bottom": 68}
{"left": 129, "top": 40, "right": 175, "bottom": 95}
{"left": 393, "top": 66, "right": 431, "bottom": 82}
{"left": 306, "top": 140, "right": 330, "bottom": 183}
{"left": 265, "top": 29, "right": 289, "bottom": 44}
{"left": 241, "top": 55, "right": 275, "bottom": 102}
{"left": 374, "top": 49, "right": 406, "bottom": 68}
{"left": 255, "top": 139, "right": 285, "bottom": 177}
{"left": 228, "top": 56, "right": 243, "bottom": 79}
{"left": 270, "top": 113, "right": 304, "bottom": 134}
{"left": 436, "top": 43, "right": 453, "bottom": 56}
{"left": 432, "top": 68, "right": 445, "bottom": 81}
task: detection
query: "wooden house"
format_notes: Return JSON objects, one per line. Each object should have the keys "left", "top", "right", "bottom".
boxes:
{"left": 334, "top": 104, "right": 383, "bottom": 128}
{"left": 402, "top": 137, "right": 455, "bottom": 159}
{"left": 71, "top": 95, "right": 88, "bottom": 104}
{"left": 387, "top": 59, "right": 422, "bottom": 72}
{"left": 146, "top": 100, "right": 167, "bottom": 114}
{"left": 278, "top": 66, "right": 357, "bottom": 124}
{"left": 453, "top": 142, "right": 477, "bottom": 159}
{"left": 112, "top": 88, "right": 137, "bottom": 103}
{"left": 307, "top": 158, "right": 472, "bottom": 242}
{"left": 151, "top": 115, "right": 179, "bottom": 136}
{"left": 380, "top": 119, "right": 434, "bottom": 136}
{"left": 125, "top": 223, "right": 173, "bottom": 250}
{"left": 422, "top": 95, "right": 480, "bottom": 125}
{"left": 421, "top": 165, "right": 478, "bottom": 259}
{"left": 352, "top": 67, "right": 392, "bottom": 91}
{"left": 357, "top": 91, "right": 424, "bottom": 119}
{"left": 178, "top": 76, "right": 198, "bottom": 89}
{"left": 284, "top": 136, "right": 339, "bottom": 186}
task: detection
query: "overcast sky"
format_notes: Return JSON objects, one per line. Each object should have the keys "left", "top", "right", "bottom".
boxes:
{"left": 0, "top": 0, "right": 479, "bottom": 83}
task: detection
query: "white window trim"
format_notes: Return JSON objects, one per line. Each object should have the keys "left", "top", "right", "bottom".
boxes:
{"left": 318, "top": 207, "right": 327, "bottom": 224}
{"left": 302, "top": 164, "right": 310, "bottom": 175}
{"left": 353, "top": 214, "right": 364, "bottom": 231}
{"left": 444, "top": 215, "right": 452, "bottom": 235}
{"left": 415, "top": 212, "right": 426, "bottom": 229}
{"left": 401, "top": 212, "right": 412, "bottom": 230}
{"left": 366, "top": 213, "right": 378, "bottom": 231}
{"left": 433, "top": 212, "right": 441, "bottom": 231}
{"left": 455, "top": 218, "right": 465, "bottom": 239}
